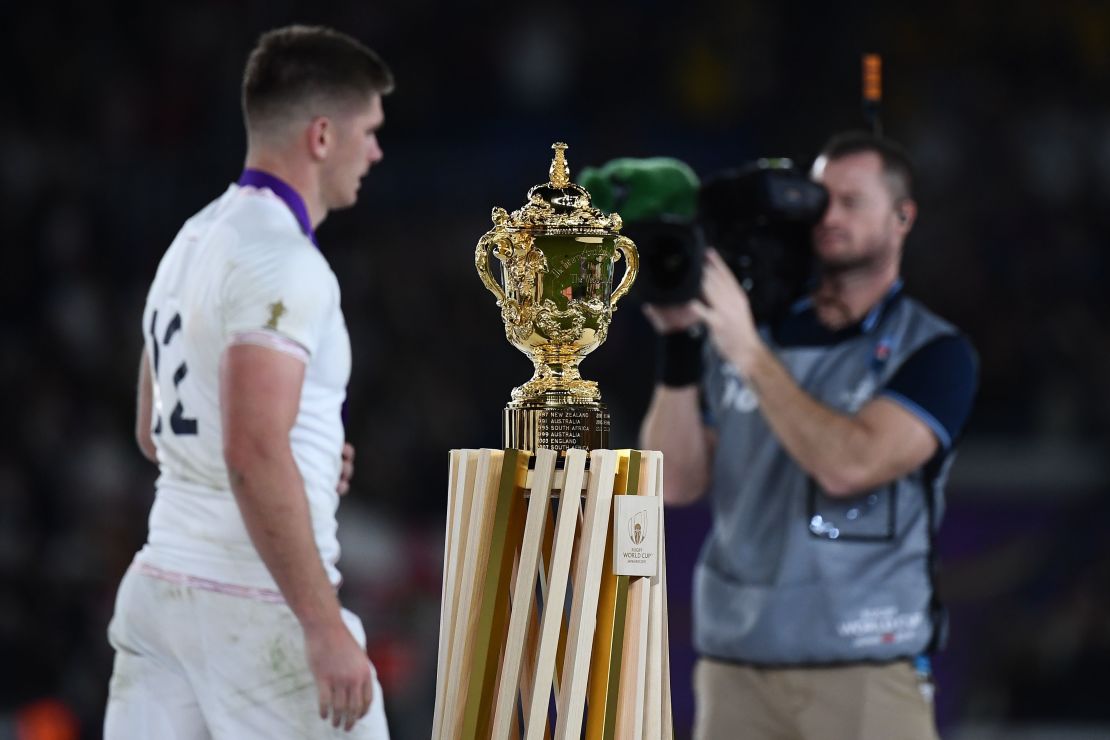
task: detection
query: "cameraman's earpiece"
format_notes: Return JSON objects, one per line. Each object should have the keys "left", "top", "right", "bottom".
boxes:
{"left": 895, "top": 201, "right": 914, "bottom": 224}
{"left": 893, "top": 200, "right": 918, "bottom": 237}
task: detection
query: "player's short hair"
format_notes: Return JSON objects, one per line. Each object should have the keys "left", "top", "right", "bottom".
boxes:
{"left": 242, "top": 25, "right": 394, "bottom": 134}
{"left": 818, "top": 131, "right": 915, "bottom": 203}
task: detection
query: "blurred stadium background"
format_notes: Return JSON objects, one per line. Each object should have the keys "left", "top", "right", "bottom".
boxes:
{"left": 2, "top": 1, "right": 1108, "bottom": 738}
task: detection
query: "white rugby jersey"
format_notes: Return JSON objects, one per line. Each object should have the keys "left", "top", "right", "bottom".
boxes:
{"left": 139, "top": 180, "right": 350, "bottom": 589}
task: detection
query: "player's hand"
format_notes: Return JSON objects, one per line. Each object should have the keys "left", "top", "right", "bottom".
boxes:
{"left": 337, "top": 442, "right": 355, "bottom": 496}
{"left": 693, "top": 249, "right": 763, "bottom": 376}
{"left": 305, "top": 621, "right": 373, "bottom": 732}
{"left": 642, "top": 302, "right": 701, "bottom": 335}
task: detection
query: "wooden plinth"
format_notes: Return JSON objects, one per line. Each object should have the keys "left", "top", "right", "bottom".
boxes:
{"left": 432, "top": 448, "right": 673, "bottom": 740}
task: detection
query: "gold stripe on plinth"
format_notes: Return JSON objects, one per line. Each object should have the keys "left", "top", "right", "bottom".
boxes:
{"left": 462, "top": 448, "right": 531, "bottom": 740}
{"left": 584, "top": 450, "right": 640, "bottom": 740}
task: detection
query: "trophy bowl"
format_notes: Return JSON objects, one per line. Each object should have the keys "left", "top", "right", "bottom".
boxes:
{"left": 475, "top": 143, "right": 638, "bottom": 454}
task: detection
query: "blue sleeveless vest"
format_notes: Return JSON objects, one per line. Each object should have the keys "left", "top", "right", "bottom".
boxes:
{"left": 694, "top": 287, "right": 959, "bottom": 664}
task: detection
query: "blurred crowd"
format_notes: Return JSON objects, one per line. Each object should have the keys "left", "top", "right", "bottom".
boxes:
{"left": 2, "top": 1, "right": 1108, "bottom": 737}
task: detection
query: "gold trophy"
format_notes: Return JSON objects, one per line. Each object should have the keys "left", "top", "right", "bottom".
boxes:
{"left": 435, "top": 148, "right": 670, "bottom": 738}
{"left": 475, "top": 143, "right": 638, "bottom": 454}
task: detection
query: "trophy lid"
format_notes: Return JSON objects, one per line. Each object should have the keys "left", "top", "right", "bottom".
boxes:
{"left": 494, "top": 143, "right": 624, "bottom": 235}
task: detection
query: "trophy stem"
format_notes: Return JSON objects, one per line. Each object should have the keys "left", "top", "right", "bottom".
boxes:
{"left": 511, "top": 350, "right": 599, "bottom": 403}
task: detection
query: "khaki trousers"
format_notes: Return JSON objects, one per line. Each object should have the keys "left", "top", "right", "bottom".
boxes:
{"left": 693, "top": 657, "right": 938, "bottom": 740}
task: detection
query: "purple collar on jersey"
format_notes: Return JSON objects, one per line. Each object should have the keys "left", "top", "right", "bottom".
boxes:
{"left": 237, "top": 168, "right": 318, "bottom": 247}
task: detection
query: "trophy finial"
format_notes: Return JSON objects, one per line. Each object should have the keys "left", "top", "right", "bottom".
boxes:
{"left": 550, "top": 142, "right": 570, "bottom": 188}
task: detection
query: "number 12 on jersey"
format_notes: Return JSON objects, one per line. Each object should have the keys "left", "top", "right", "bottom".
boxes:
{"left": 149, "top": 309, "right": 198, "bottom": 436}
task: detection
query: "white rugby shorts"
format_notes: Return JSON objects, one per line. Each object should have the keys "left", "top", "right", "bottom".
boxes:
{"left": 104, "top": 559, "right": 389, "bottom": 739}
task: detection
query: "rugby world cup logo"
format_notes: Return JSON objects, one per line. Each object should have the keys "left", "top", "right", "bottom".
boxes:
{"left": 627, "top": 510, "right": 647, "bottom": 545}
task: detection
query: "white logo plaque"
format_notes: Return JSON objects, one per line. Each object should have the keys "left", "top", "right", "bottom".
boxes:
{"left": 612, "top": 495, "right": 659, "bottom": 577}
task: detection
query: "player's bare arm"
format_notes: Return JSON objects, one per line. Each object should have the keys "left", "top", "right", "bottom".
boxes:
{"left": 220, "top": 343, "right": 372, "bottom": 731}
{"left": 134, "top": 350, "right": 158, "bottom": 464}
{"left": 695, "top": 249, "right": 937, "bottom": 497}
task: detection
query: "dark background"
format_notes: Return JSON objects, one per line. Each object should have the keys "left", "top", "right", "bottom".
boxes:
{"left": 2, "top": 1, "right": 1108, "bottom": 738}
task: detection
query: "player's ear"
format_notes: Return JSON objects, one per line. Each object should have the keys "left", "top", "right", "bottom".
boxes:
{"left": 307, "top": 116, "right": 331, "bottom": 161}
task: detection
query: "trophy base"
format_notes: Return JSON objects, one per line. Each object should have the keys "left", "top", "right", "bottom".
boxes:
{"left": 503, "top": 401, "right": 610, "bottom": 455}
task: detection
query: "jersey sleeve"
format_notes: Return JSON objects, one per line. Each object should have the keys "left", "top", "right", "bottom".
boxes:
{"left": 221, "top": 243, "right": 337, "bottom": 358}
{"left": 877, "top": 333, "right": 979, "bottom": 450}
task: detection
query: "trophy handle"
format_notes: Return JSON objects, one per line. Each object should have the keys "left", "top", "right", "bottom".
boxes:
{"left": 611, "top": 236, "right": 639, "bottom": 307}
{"left": 475, "top": 233, "right": 508, "bottom": 303}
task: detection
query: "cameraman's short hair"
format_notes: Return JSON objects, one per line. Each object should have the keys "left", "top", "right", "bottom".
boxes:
{"left": 818, "top": 131, "right": 914, "bottom": 203}
{"left": 242, "top": 25, "right": 394, "bottom": 134}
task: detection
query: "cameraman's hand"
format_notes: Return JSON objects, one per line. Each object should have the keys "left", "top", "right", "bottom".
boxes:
{"left": 642, "top": 303, "right": 701, "bottom": 335}
{"left": 693, "top": 249, "right": 764, "bottom": 377}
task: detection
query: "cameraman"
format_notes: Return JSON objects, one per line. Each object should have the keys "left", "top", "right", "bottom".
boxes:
{"left": 640, "top": 132, "right": 977, "bottom": 739}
